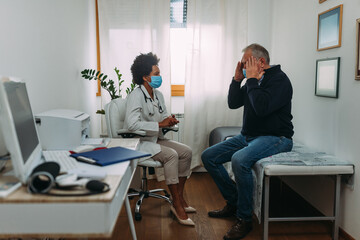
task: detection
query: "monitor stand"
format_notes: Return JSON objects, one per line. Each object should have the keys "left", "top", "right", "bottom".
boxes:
{"left": 0, "top": 160, "right": 22, "bottom": 198}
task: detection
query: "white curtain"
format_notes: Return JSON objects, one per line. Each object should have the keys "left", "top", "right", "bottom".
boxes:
{"left": 184, "top": 0, "right": 248, "bottom": 169}
{"left": 98, "top": 0, "right": 171, "bottom": 134}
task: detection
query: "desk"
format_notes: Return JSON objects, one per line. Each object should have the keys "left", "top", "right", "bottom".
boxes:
{"left": 0, "top": 138, "right": 140, "bottom": 239}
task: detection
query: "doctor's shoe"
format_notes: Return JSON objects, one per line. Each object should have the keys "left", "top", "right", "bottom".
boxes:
{"left": 184, "top": 206, "right": 197, "bottom": 213}
{"left": 208, "top": 203, "right": 236, "bottom": 218}
{"left": 170, "top": 206, "right": 195, "bottom": 226}
{"left": 223, "top": 218, "right": 253, "bottom": 240}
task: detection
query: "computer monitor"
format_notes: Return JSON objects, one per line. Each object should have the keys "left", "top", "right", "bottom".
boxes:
{"left": 0, "top": 77, "right": 42, "bottom": 184}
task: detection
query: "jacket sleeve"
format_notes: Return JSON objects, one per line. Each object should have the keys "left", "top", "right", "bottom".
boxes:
{"left": 228, "top": 78, "right": 246, "bottom": 109}
{"left": 246, "top": 76, "right": 292, "bottom": 117}
{"left": 125, "top": 91, "right": 159, "bottom": 136}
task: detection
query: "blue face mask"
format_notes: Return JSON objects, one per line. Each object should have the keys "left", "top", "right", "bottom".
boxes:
{"left": 149, "top": 76, "right": 162, "bottom": 88}
{"left": 242, "top": 69, "right": 247, "bottom": 78}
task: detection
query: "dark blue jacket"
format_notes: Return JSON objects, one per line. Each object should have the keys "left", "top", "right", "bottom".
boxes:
{"left": 228, "top": 65, "right": 294, "bottom": 139}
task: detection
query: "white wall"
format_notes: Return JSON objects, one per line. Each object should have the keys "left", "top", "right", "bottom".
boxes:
{"left": 269, "top": 0, "right": 360, "bottom": 238}
{"left": 248, "top": 0, "right": 272, "bottom": 51}
{"left": 0, "top": 0, "right": 100, "bottom": 137}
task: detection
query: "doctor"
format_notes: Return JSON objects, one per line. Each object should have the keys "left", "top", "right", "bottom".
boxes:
{"left": 124, "top": 52, "right": 195, "bottom": 226}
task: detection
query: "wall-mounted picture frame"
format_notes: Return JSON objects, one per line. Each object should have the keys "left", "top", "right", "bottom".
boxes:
{"left": 319, "top": 0, "right": 327, "bottom": 3}
{"left": 315, "top": 57, "right": 340, "bottom": 98}
{"left": 356, "top": 18, "right": 360, "bottom": 80}
{"left": 317, "top": 4, "right": 343, "bottom": 51}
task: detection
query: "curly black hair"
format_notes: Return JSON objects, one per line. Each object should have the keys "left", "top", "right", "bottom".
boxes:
{"left": 131, "top": 52, "right": 160, "bottom": 85}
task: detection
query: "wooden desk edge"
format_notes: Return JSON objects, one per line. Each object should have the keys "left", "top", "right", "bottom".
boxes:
{"left": 0, "top": 175, "right": 122, "bottom": 203}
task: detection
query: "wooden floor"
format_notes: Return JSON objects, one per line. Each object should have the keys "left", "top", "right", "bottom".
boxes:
{"left": 93, "top": 172, "right": 341, "bottom": 240}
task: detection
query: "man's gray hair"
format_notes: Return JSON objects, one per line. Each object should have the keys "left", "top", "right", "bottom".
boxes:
{"left": 242, "top": 43, "right": 270, "bottom": 64}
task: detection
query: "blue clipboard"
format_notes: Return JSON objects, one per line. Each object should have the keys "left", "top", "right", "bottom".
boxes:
{"left": 70, "top": 147, "right": 151, "bottom": 166}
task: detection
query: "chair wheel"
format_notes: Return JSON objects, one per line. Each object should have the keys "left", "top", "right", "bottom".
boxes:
{"left": 135, "top": 212, "right": 142, "bottom": 221}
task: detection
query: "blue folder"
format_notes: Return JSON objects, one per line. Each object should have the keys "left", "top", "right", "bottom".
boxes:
{"left": 70, "top": 147, "right": 151, "bottom": 166}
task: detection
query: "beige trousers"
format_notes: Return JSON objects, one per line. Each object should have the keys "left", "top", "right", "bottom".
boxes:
{"left": 152, "top": 139, "right": 192, "bottom": 185}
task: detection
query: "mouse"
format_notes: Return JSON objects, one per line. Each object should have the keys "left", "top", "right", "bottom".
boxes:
{"left": 73, "top": 145, "right": 95, "bottom": 153}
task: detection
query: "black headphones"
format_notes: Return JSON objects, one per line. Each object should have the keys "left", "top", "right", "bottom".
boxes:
{"left": 27, "top": 162, "right": 110, "bottom": 196}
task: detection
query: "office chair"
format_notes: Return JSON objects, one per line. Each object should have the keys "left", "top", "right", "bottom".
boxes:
{"left": 104, "top": 98, "right": 173, "bottom": 221}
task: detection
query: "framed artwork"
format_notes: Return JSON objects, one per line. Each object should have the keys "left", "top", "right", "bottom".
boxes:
{"left": 317, "top": 4, "right": 343, "bottom": 51}
{"left": 319, "top": 0, "right": 327, "bottom": 3}
{"left": 315, "top": 57, "right": 340, "bottom": 98}
{"left": 356, "top": 18, "right": 360, "bottom": 80}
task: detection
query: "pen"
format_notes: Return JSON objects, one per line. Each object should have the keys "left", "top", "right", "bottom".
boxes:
{"left": 76, "top": 156, "right": 97, "bottom": 164}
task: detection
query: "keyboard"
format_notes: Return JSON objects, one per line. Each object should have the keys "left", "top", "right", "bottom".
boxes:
{"left": 42, "top": 150, "right": 79, "bottom": 173}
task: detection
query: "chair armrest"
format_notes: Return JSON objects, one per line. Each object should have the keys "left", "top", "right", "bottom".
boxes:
{"left": 162, "top": 125, "right": 179, "bottom": 135}
{"left": 117, "top": 126, "right": 178, "bottom": 138}
{"left": 117, "top": 129, "right": 146, "bottom": 138}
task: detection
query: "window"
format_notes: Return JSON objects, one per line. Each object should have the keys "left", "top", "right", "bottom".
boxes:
{"left": 170, "top": 0, "right": 187, "bottom": 28}
{"left": 170, "top": 0, "right": 187, "bottom": 97}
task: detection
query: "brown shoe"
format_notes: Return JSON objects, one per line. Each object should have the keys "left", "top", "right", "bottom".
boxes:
{"left": 223, "top": 218, "right": 253, "bottom": 240}
{"left": 208, "top": 203, "right": 236, "bottom": 218}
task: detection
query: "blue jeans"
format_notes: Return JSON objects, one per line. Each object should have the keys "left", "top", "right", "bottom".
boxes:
{"left": 201, "top": 134, "right": 293, "bottom": 221}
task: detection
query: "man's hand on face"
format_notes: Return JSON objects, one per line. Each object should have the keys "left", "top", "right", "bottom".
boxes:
{"left": 234, "top": 61, "right": 245, "bottom": 82}
{"left": 245, "top": 56, "right": 265, "bottom": 80}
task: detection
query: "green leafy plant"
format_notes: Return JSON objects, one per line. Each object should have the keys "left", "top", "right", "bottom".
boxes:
{"left": 126, "top": 82, "right": 136, "bottom": 95}
{"left": 81, "top": 67, "right": 136, "bottom": 114}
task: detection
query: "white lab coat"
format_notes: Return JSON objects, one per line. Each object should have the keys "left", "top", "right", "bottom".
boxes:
{"left": 124, "top": 85, "right": 168, "bottom": 157}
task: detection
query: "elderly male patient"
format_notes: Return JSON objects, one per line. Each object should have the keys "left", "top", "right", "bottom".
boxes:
{"left": 201, "top": 43, "right": 294, "bottom": 240}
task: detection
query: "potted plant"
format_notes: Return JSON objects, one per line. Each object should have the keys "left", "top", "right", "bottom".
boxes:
{"left": 81, "top": 67, "right": 135, "bottom": 114}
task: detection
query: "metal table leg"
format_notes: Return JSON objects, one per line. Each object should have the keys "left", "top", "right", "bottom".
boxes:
{"left": 125, "top": 196, "right": 137, "bottom": 240}
{"left": 333, "top": 175, "right": 340, "bottom": 240}
{"left": 263, "top": 176, "right": 270, "bottom": 240}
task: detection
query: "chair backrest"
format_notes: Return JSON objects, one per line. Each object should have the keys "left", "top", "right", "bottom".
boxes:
{"left": 104, "top": 98, "right": 127, "bottom": 138}
{"left": 105, "top": 97, "right": 163, "bottom": 168}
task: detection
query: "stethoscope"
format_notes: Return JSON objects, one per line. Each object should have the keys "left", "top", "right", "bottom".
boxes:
{"left": 139, "top": 87, "right": 164, "bottom": 115}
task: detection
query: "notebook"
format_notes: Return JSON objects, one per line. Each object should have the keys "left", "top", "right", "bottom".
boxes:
{"left": 70, "top": 147, "right": 151, "bottom": 166}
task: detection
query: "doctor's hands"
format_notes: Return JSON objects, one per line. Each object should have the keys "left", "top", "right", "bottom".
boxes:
{"left": 159, "top": 115, "right": 179, "bottom": 128}
{"left": 234, "top": 61, "right": 245, "bottom": 82}
{"left": 245, "top": 56, "right": 265, "bottom": 80}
